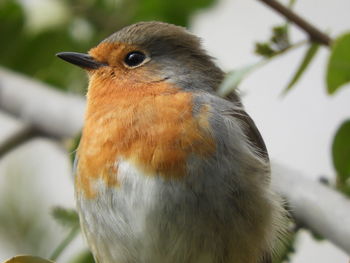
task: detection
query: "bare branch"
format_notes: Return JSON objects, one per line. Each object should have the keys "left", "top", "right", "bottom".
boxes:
{"left": 0, "top": 122, "right": 37, "bottom": 157}
{"left": 257, "top": 0, "right": 332, "bottom": 46}
{"left": 271, "top": 162, "right": 350, "bottom": 254}
{"left": 0, "top": 67, "right": 86, "bottom": 138}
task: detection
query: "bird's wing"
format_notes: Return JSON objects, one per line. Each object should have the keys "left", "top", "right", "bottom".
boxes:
{"left": 260, "top": 253, "right": 272, "bottom": 263}
{"left": 224, "top": 92, "right": 269, "bottom": 162}
{"left": 194, "top": 92, "right": 273, "bottom": 263}
{"left": 195, "top": 91, "right": 269, "bottom": 163}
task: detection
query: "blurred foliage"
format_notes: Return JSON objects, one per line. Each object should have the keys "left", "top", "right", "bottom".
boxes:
{"left": 255, "top": 25, "right": 291, "bottom": 58}
{"left": 255, "top": 42, "right": 276, "bottom": 58}
{"left": 332, "top": 120, "right": 350, "bottom": 196}
{"left": 0, "top": 0, "right": 216, "bottom": 93}
{"left": 270, "top": 25, "right": 290, "bottom": 51}
{"left": 51, "top": 207, "right": 79, "bottom": 228}
{"left": 49, "top": 226, "right": 79, "bottom": 262}
{"left": 50, "top": 207, "right": 80, "bottom": 261}
{"left": 326, "top": 32, "right": 350, "bottom": 94}
{"left": 254, "top": 0, "right": 295, "bottom": 60}
{"left": 252, "top": 1, "right": 350, "bottom": 261}
{"left": 254, "top": 23, "right": 319, "bottom": 93}
{"left": 254, "top": 4, "right": 350, "bottom": 205}
{"left": 217, "top": 63, "right": 263, "bottom": 97}
{"left": 67, "top": 251, "right": 95, "bottom": 263}
{"left": 3, "top": 255, "right": 53, "bottom": 263}
{"left": 284, "top": 42, "right": 319, "bottom": 93}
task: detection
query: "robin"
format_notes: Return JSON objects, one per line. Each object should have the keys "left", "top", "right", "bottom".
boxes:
{"left": 57, "top": 21, "right": 285, "bottom": 263}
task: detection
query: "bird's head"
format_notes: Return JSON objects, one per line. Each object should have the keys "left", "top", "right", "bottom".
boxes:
{"left": 57, "top": 21, "right": 224, "bottom": 93}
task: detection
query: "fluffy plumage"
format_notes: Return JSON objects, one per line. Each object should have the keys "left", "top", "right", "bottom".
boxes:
{"left": 67, "top": 21, "right": 286, "bottom": 263}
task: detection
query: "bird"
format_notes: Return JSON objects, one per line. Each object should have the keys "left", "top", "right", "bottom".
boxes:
{"left": 57, "top": 21, "right": 286, "bottom": 263}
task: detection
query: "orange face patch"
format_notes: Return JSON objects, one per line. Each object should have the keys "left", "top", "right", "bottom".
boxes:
{"left": 76, "top": 44, "right": 215, "bottom": 198}
{"left": 89, "top": 42, "right": 130, "bottom": 67}
{"left": 89, "top": 42, "right": 150, "bottom": 69}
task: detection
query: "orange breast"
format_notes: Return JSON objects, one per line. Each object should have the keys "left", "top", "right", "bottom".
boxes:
{"left": 76, "top": 75, "right": 215, "bottom": 198}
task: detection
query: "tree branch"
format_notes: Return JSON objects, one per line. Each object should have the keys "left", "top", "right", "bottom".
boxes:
{"left": 271, "top": 162, "right": 350, "bottom": 254}
{"left": 257, "top": 0, "right": 332, "bottom": 46}
{"left": 0, "top": 123, "right": 37, "bottom": 157}
{"left": 0, "top": 67, "right": 86, "bottom": 138}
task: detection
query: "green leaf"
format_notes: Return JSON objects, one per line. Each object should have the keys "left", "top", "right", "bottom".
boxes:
{"left": 132, "top": 0, "right": 216, "bottom": 26}
{"left": 255, "top": 42, "right": 276, "bottom": 58}
{"left": 271, "top": 25, "right": 290, "bottom": 50}
{"left": 0, "top": 0, "right": 219, "bottom": 93}
{"left": 217, "top": 63, "right": 263, "bottom": 97}
{"left": 68, "top": 250, "right": 95, "bottom": 263}
{"left": 51, "top": 207, "right": 79, "bottom": 228}
{"left": 284, "top": 42, "right": 320, "bottom": 93}
{"left": 327, "top": 32, "right": 350, "bottom": 94}
{"left": 50, "top": 225, "right": 80, "bottom": 261}
{"left": 332, "top": 120, "right": 350, "bottom": 196}
{"left": 255, "top": 22, "right": 292, "bottom": 59}
{"left": 332, "top": 120, "right": 350, "bottom": 178}
{"left": 3, "top": 256, "right": 54, "bottom": 263}
{"left": 288, "top": 0, "right": 296, "bottom": 7}
{"left": 310, "top": 231, "right": 324, "bottom": 241}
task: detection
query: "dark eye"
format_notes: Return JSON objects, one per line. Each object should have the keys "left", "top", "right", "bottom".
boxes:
{"left": 124, "top": 51, "right": 146, "bottom": 67}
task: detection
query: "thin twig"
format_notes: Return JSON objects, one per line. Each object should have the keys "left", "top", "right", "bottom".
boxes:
{"left": 270, "top": 39, "right": 308, "bottom": 58}
{"left": 258, "top": 0, "right": 332, "bottom": 46}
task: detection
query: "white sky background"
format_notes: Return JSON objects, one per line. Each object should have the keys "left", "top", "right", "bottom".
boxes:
{"left": 192, "top": 0, "right": 350, "bottom": 262}
{"left": 0, "top": 0, "right": 349, "bottom": 262}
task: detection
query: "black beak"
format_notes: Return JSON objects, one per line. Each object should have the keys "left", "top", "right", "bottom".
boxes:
{"left": 56, "top": 52, "right": 106, "bottom": 69}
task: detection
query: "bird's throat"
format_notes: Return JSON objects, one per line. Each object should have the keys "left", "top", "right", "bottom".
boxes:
{"left": 76, "top": 79, "right": 215, "bottom": 198}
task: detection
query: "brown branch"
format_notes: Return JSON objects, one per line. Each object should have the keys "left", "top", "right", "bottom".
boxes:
{"left": 0, "top": 124, "right": 38, "bottom": 157}
{"left": 258, "top": 0, "right": 332, "bottom": 46}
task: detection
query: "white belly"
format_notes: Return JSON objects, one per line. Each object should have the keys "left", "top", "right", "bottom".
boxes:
{"left": 76, "top": 159, "right": 275, "bottom": 263}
